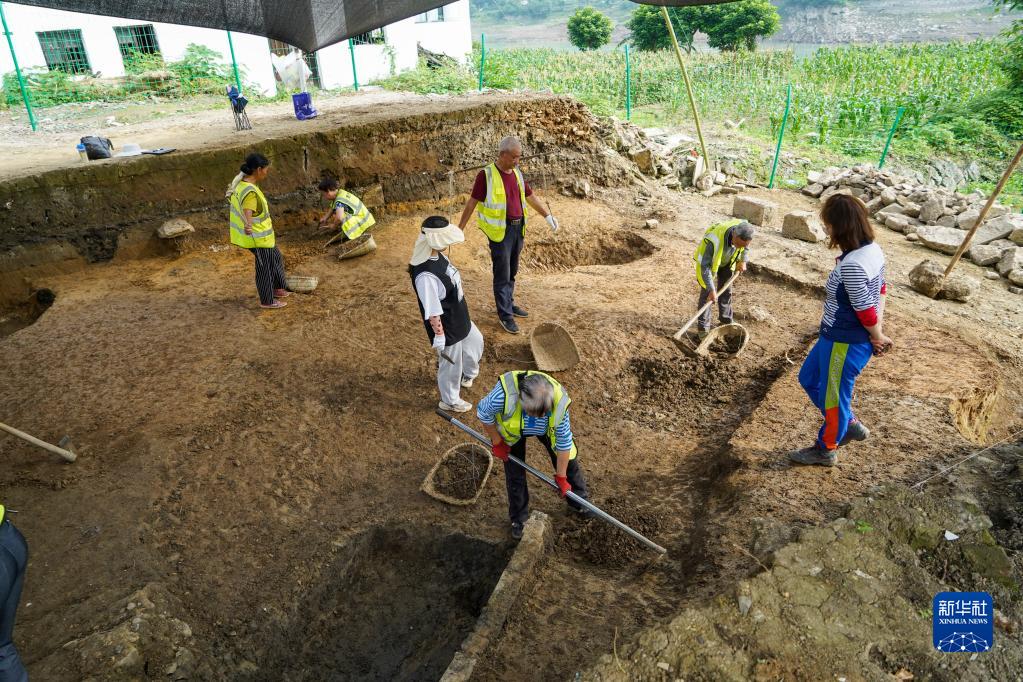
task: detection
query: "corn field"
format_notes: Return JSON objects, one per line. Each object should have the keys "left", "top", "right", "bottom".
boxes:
{"left": 468, "top": 40, "right": 1009, "bottom": 152}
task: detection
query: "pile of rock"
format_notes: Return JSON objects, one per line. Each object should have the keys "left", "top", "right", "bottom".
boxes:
{"left": 602, "top": 119, "right": 755, "bottom": 198}
{"left": 803, "top": 166, "right": 1023, "bottom": 291}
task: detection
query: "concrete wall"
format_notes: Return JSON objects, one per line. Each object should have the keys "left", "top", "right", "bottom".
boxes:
{"left": 0, "top": 1, "right": 472, "bottom": 96}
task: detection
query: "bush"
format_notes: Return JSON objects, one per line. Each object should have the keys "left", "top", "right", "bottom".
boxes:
{"left": 627, "top": 5, "right": 702, "bottom": 52}
{"left": 122, "top": 49, "right": 165, "bottom": 75}
{"left": 567, "top": 7, "right": 613, "bottom": 51}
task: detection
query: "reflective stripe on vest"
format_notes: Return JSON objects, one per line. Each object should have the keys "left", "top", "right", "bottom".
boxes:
{"left": 692, "top": 219, "right": 745, "bottom": 288}
{"left": 229, "top": 181, "right": 275, "bottom": 249}
{"left": 336, "top": 190, "right": 376, "bottom": 240}
{"left": 0, "top": 503, "right": 4, "bottom": 524}
{"left": 496, "top": 370, "right": 577, "bottom": 459}
{"left": 476, "top": 164, "right": 528, "bottom": 243}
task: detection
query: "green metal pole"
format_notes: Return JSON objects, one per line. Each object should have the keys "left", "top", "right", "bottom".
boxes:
{"left": 348, "top": 39, "right": 358, "bottom": 91}
{"left": 768, "top": 84, "right": 792, "bottom": 189}
{"left": 226, "top": 30, "right": 242, "bottom": 91}
{"left": 878, "top": 106, "right": 905, "bottom": 170}
{"left": 0, "top": 1, "right": 36, "bottom": 132}
{"left": 478, "top": 33, "right": 485, "bottom": 92}
{"left": 625, "top": 44, "right": 631, "bottom": 121}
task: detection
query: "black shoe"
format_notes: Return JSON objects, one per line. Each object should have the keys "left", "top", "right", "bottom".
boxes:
{"left": 839, "top": 420, "right": 870, "bottom": 446}
{"left": 510, "top": 522, "right": 524, "bottom": 540}
{"left": 788, "top": 446, "right": 837, "bottom": 467}
{"left": 499, "top": 318, "right": 520, "bottom": 335}
{"left": 512, "top": 305, "right": 529, "bottom": 318}
{"left": 575, "top": 506, "right": 594, "bottom": 519}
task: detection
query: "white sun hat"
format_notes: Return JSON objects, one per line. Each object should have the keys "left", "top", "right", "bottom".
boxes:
{"left": 410, "top": 216, "right": 464, "bottom": 266}
{"left": 116, "top": 143, "right": 143, "bottom": 157}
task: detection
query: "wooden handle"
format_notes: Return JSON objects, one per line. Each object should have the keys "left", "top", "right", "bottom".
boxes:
{"left": 0, "top": 422, "right": 77, "bottom": 462}
{"left": 673, "top": 270, "right": 742, "bottom": 341}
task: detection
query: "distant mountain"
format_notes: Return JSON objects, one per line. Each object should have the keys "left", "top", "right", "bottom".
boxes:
{"left": 470, "top": 0, "right": 1019, "bottom": 49}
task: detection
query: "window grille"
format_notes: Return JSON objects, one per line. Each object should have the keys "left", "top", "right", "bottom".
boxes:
{"left": 351, "top": 28, "right": 385, "bottom": 45}
{"left": 36, "top": 29, "right": 91, "bottom": 74}
{"left": 416, "top": 7, "right": 445, "bottom": 23}
{"left": 114, "top": 24, "right": 160, "bottom": 62}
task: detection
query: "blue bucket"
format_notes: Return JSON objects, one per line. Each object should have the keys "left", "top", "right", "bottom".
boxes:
{"left": 292, "top": 92, "right": 318, "bottom": 121}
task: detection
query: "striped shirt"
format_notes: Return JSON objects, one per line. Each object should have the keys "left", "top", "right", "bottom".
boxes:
{"left": 820, "top": 241, "right": 886, "bottom": 345}
{"left": 477, "top": 382, "right": 574, "bottom": 452}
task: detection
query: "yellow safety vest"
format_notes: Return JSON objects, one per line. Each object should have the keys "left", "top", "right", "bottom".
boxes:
{"left": 693, "top": 219, "right": 745, "bottom": 288}
{"left": 476, "top": 163, "right": 528, "bottom": 243}
{"left": 0, "top": 504, "right": 4, "bottom": 523}
{"left": 334, "top": 190, "right": 376, "bottom": 240}
{"left": 229, "top": 181, "right": 275, "bottom": 249}
{"left": 496, "top": 371, "right": 577, "bottom": 459}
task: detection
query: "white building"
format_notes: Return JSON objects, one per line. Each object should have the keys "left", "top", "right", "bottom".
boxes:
{"left": 0, "top": 2, "right": 471, "bottom": 97}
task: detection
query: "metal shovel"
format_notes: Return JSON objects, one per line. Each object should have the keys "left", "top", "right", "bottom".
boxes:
{"left": 0, "top": 421, "right": 77, "bottom": 462}
{"left": 672, "top": 270, "right": 742, "bottom": 353}
{"left": 435, "top": 409, "right": 667, "bottom": 555}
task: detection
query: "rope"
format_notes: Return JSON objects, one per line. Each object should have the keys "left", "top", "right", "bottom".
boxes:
{"left": 910, "top": 428, "right": 1023, "bottom": 490}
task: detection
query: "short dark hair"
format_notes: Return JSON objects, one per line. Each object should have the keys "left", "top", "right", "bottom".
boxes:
{"left": 421, "top": 215, "right": 449, "bottom": 230}
{"left": 318, "top": 177, "right": 339, "bottom": 193}
{"left": 240, "top": 152, "right": 270, "bottom": 175}
{"left": 821, "top": 193, "right": 874, "bottom": 252}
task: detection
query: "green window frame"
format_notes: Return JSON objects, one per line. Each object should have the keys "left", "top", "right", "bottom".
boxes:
{"left": 114, "top": 24, "right": 161, "bottom": 65}
{"left": 36, "top": 29, "right": 91, "bottom": 74}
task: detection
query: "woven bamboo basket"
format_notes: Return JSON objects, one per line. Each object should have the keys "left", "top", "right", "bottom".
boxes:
{"left": 337, "top": 234, "right": 377, "bottom": 260}
{"left": 284, "top": 275, "right": 318, "bottom": 293}
{"left": 529, "top": 322, "right": 580, "bottom": 372}
{"left": 421, "top": 442, "right": 493, "bottom": 506}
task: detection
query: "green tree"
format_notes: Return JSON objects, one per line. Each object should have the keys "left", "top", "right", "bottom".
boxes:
{"left": 626, "top": 5, "right": 706, "bottom": 52}
{"left": 703, "top": 0, "right": 781, "bottom": 52}
{"left": 567, "top": 7, "right": 614, "bottom": 51}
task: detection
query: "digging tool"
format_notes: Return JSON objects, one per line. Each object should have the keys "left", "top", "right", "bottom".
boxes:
{"left": 435, "top": 409, "right": 667, "bottom": 555}
{"left": 0, "top": 422, "right": 77, "bottom": 462}
{"left": 672, "top": 270, "right": 742, "bottom": 346}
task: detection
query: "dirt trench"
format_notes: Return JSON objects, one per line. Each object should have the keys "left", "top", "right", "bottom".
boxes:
{"left": 2, "top": 98, "right": 1023, "bottom": 682}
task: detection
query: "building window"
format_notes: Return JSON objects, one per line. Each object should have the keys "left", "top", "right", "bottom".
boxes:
{"left": 351, "top": 29, "right": 386, "bottom": 45}
{"left": 114, "top": 25, "right": 160, "bottom": 63}
{"left": 268, "top": 39, "right": 320, "bottom": 88}
{"left": 36, "top": 29, "right": 91, "bottom": 74}
{"left": 416, "top": 7, "right": 446, "bottom": 23}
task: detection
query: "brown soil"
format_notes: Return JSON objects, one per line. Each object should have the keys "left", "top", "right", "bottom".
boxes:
{"left": 2, "top": 105, "right": 1022, "bottom": 681}
{"left": 557, "top": 497, "right": 663, "bottom": 568}
{"left": 432, "top": 444, "right": 491, "bottom": 501}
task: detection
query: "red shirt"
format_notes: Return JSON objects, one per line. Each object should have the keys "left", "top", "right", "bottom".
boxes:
{"left": 471, "top": 167, "right": 532, "bottom": 219}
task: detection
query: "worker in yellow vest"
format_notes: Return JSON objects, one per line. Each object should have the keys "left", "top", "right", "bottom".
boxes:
{"left": 226, "top": 153, "right": 291, "bottom": 310}
{"left": 317, "top": 178, "right": 376, "bottom": 242}
{"left": 477, "top": 371, "right": 591, "bottom": 540}
{"left": 0, "top": 503, "right": 29, "bottom": 682}
{"left": 457, "top": 136, "right": 559, "bottom": 335}
{"left": 693, "top": 219, "right": 754, "bottom": 339}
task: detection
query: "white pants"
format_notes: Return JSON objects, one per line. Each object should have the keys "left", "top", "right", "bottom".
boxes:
{"left": 438, "top": 322, "right": 484, "bottom": 405}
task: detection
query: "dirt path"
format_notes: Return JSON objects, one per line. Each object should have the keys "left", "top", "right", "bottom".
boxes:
{"left": 0, "top": 88, "right": 440, "bottom": 181}
{"left": 1, "top": 158, "right": 1021, "bottom": 680}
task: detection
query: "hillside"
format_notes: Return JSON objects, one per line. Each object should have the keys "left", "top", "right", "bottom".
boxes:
{"left": 470, "top": 0, "right": 1019, "bottom": 49}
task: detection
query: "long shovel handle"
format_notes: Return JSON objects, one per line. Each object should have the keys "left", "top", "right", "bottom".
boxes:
{"left": 673, "top": 270, "right": 742, "bottom": 342}
{"left": 435, "top": 410, "right": 667, "bottom": 555}
{"left": 0, "top": 422, "right": 77, "bottom": 462}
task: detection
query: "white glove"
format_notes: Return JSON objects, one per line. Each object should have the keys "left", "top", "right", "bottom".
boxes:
{"left": 546, "top": 215, "right": 559, "bottom": 233}
{"left": 432, "top": 335, "right": 446, "bottom": 350}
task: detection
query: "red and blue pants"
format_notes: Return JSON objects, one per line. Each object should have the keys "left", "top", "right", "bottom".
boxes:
{"left": 798, "top": 337, "right": 872, "bottom": 451}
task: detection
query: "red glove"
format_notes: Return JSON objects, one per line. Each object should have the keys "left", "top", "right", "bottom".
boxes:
{"left": 491, "top": 441, "right": 510, "bottom": 462}
{"left": 555, "top": 475, "right": 572, "bottom": 498}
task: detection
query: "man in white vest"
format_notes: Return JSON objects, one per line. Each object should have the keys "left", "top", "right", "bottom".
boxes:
{"left": 457, "top": 136, "right": 559, "bottom": 335}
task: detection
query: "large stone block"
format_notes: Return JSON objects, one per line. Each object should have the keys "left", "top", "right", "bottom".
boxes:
{"left": 732, "top": 195, "right": 777, "bottom": 226}
{"left": 997, "top": 247, "right": 1023, "bottom": 277}
{"left": 919, "top": 196, "right": 945, "bottom": 224}
{"left": 916, "top": 226, "right": 965, "bottom": 255}
{"left": 909, "top": 260, "right": 977, "bottom": 302}
{"left": 801, "top": 183, "right": 824, "bottom": 198}
{"left": 157, "top": 218, "right": 195, "bottom": 239}
{"left": 969, "top": 244, "right": 1007, "bottom": 267}
{"left": 781, "top": 211, "right": 827, "bottom": 243}
{"left": 1011, "top": 228, "right": 1023, "bottom": 246}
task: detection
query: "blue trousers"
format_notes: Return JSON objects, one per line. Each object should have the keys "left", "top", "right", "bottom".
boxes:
{"left": 798, "top": 337, "right": 872, "bottom": 450}
{"left": 0, "top": 518, "right": 28, "bottom": 682}
{"left": 488, "top": 225, "right": 524, "bottom": 322}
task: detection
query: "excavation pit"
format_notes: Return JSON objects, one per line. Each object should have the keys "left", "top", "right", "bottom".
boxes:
{"left": 0, "top": 288, "right": 55, "bottom": 339}
{"left": 523, "top": 230, "right": 656, "bottom": 272}
{"left": 262, "top": 524, "right": 516, "bottom": 681}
